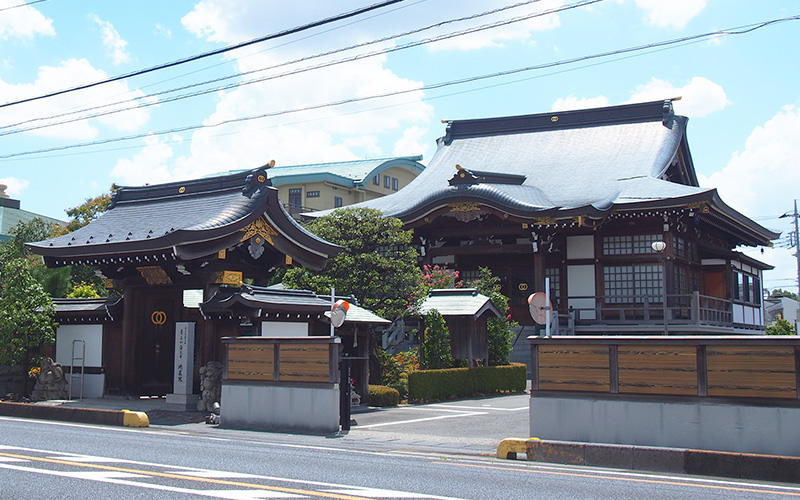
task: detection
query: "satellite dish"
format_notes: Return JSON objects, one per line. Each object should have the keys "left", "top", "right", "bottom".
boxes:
{"left": 330, "top": 299, "right": 350, "bottom": 328}
{"left": 528, "top": 292, "right": 551, "bottom": 325}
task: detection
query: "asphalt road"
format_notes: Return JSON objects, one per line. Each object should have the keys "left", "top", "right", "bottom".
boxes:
{"left": 2, "top": 414, "right": 799, "bottom": 499}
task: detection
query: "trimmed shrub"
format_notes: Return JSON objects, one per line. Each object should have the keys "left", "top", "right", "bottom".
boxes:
{"left": 368, "top": 384, "right": 400, "bottom": 407}
{"left": 408, "top": 363, "right": 527, "bottom": 402}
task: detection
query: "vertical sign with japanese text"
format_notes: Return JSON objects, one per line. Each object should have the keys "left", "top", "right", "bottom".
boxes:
{"left": 173, "top": 322, "right": 195, "bottom": 396}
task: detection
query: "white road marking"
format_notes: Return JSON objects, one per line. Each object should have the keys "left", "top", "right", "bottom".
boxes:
{"left": 324, "top": 487, "right": 465, "bottom": 499}
{"left": 355, "top": 412, "right": 484, "bottom": 429}
{"left": 0, "top": 446, "right": 471, "bottom": 499}
{"left": 425, "top": 405, "right": 528, "bottom": 412}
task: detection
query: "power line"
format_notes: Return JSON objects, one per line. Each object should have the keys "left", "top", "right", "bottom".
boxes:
{"left": 0, "top": 0, "right": 410, "bottom": 110}
{"left": 0, "top": 0, "right": 48, "bottom": 13}
{"left": 0, "top": 0, "right": 578, "bottom": 135}
{"left": 3, "top": 15, "right": 796, "bottom": 161}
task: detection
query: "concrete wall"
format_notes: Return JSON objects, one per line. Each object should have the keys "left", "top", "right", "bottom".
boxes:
{"left": 530, "top": 395, "right": 800, "bottom": 456}
{"left": 221, "top": 383, "right": 340, "bottom": 434}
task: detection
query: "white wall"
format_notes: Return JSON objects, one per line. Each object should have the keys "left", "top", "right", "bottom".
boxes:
{"left": 55, "top": 324, "right": 105, "bottom": 399}
{"left": 222, "top": 384, "right": 340, "bottom": 433}
{"left": 261, "top": 321, "right": 309, "bottom": 337}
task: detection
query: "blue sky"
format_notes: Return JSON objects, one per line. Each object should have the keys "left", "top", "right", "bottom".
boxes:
{"left": 1, "top": 0, "right": 799, "bottom": 293}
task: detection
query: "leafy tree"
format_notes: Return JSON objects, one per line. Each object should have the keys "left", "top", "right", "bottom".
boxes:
{"left": 67, "top": 282, "right": 101, "bottom": 299}
{"left": 282, "top": 208, "right": 423, "bottom": 319}
{"left": 2, "top": 218, "right": 71, "bottom": 298}
{"left": 0, "top": 258, "right": 56, "bottom": 367}
{"left": 466, "top": 267, "right": 517, "bottom": 366}
{"left": 421, "top": 309, "right": 453, "bottom": 370}
{"left": 768, "top": 289, "right": 799, "bottom": 302}
{"left": 766, "top": 317, "right": 797, "bottom": 336}
{"left": 55, "top": 191, "right": 113, "bottom": 235}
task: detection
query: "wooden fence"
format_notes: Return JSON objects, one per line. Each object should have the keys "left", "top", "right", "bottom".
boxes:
{"left": 223, "top": 336, "right": 339, "bottom": 385}
{"left": 530, "top": 336, "right": 800, "bottom": 401}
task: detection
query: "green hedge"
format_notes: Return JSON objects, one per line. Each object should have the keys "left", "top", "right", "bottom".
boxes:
{"left": 368, "top": 385, "right": 400, "bottom": 407}
{"left": 408, "top": 363, "right": 527, "bottom": 402}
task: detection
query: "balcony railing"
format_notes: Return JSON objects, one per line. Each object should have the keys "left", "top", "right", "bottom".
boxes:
{"left": 552, "top": 292, "right": 759, "bottom": 333}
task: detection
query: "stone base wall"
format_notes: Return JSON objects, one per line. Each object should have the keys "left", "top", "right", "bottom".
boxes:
{"left": 221, "top": 383, "right": 340, "bottom": 434}
{"left": 530, "top": 395, "right": 800, "bottom": 456}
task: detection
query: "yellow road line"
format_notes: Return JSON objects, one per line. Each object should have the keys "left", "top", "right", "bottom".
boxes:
{"left": 435, "top": 461, "right": 800, "bottom": 497}
{"left": 0, "top": 451, "right": 367, "bottom": 500}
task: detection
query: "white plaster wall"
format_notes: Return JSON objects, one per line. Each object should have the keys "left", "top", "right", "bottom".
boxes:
{"left": 567, "top": 264, "right": 596, "bottom": 320}
{"left": 222, "top": 384, "right": 340, "bottom": 433}
{"left": 530, "top": 396, "right": 800, "bottom": 456}
{"left": 55, "top": 324, "right": 103, "bottom": 366}
{"left": 566, "top": 235, "right": 595, "bottom": 260}
{"left": 64, "top": 375, "right": 105, "bottom": 399}
{"left": 261, "top": 321, "right": 309, "bottom": 337}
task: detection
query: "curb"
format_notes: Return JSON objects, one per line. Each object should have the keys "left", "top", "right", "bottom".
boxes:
{"left": 0, "top": 401, "right": 149, "bottom": 428}
{"left": 497, "top": 438, "right": 800, "bottom": 483}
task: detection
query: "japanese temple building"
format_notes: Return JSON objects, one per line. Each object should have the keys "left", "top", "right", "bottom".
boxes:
{"left": 339, "top": 99, "right": 779, "bottom": 333}
{"left": 29, "top": 167, "right": 342, "bottom": 396}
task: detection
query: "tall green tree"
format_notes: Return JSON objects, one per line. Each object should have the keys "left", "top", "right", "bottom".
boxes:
{"left": 421, "top": 309, "right": 453, "bottom": 370}
{"left": 467, "top": 267, "right": 517, "bottom": 366}
{"left": 0, "top": 258, "right": 56, "bottom": 367}
{"left": 282, "top": 208, "right": 423, "bottom": 319}
{"left": 3, "top": 218, "right": 71, "bottom": 298}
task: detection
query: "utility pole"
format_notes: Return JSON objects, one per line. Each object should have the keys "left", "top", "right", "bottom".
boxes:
{"left": 779, "top": 200, "right": 800, "bottom": 333}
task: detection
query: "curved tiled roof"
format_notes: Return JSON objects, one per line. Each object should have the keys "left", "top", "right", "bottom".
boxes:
{"left": 324, "top": 100, "right": 777, "bottom": 245}
{"left": 28, "top": 167, "right": 341, "bottom": 269}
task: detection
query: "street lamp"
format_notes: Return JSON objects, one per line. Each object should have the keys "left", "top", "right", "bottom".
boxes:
{"left": 651, "top": 241, "right": 668, "bottom": 335}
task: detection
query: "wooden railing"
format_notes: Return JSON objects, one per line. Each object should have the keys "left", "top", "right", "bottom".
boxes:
{"left": 561, "top": 292, "right": 736, "bottom": 327}
{"left": 529, "top": 336, "right": 800, "bottom": 401}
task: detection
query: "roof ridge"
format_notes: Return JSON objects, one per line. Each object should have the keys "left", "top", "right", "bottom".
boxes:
{"left": 442, "top": 99, "right": 677, "bottom": 145}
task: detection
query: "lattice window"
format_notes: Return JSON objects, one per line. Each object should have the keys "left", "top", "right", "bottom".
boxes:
{"left": 545, "top": 267, "right": 560, "bottom": 299}
{"left": 603, "top": 234, "right": 661, "bottom": 255}
{"left": 604, "top": 264, "right": 662, "bottom": 303}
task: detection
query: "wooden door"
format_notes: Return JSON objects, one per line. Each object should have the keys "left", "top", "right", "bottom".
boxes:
{"left": 136, "top": 290, "right": 180, "bottom": 396}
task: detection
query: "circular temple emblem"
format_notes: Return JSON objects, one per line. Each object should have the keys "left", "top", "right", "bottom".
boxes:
{"left": 258, "top": 174, "right": 266, "bottom": 183}
{"left": 551, "top": 116, "right": 559, "bottom": 122}
{"left": 518, "top": 283, "right": 529, "bottom": 291}
{"left": 151, "top": 310, "right": 167, "bottom": 325}
{"left": 178, "top": 186, "right": 186, "bottom": 194}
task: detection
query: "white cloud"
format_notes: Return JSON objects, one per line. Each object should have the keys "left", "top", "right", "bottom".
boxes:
{"left": 139, "top": 1, "right": 434, "bottom": 180}
{"left": 0, "top": 58, "right": 153, "bottom": 140}
{"left": 551, "top": 95, "right": 610, "bottom": 112}
{"left": 699, "top": 104, "right": 800, "bottom": 291}
{"left": 0, "top": 0, "right": 54, "bottom": 41}
{"left": 393, "top": 126, "right": 430, "bottom": 157}
{"left": 628, "top": 77, "right": 729, "bottom": 117}
{"left": 110, "top": 135, "right": 175, "bottom": 186}
{"left": 155, "top": 23, "right": 172, "bottom": 39}
{"left": 634, "top": 0, "right": 706, "bottom": 29}
{"left": 0, "top": 177, "right": 29, "bottom": 196}
{"left": 90, "top": 15, "right": 130, "bottom": 66}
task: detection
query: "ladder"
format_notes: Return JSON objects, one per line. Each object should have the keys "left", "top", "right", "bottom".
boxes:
{"left": 69, "top": 339, "right": 85, "bottom": 401}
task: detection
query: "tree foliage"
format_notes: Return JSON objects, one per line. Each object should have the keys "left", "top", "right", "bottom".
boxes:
{"left": 282, "top": 208, "right": 423, "bottom": 320}
{"left": 766, "top": 317, "right": 797, "bottom": 336}
{"left": 1, "top": 218, "right": 72, "bottom": 298}
{"left": 769, "top": 289, "right": 799, "bottom": 302}
{"left": 55, "top": 191, "right": 113, "bottom": 235}
{"left": 421, "top": 309, "right": 453, "bottom": 370}
{"left": 466, "top": 267, "right": 517, "bottom": 366}
{"left": 0, "top": 258, "right": 56, "bottom": 366}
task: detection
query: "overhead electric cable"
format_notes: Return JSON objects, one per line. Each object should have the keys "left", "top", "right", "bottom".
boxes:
{"left": 1, "top": 14, "right": 796, "bottom": 160}
{"left": 0, "top": 0, "right": 409, "bottom": 109}
{"left": 1, "top": 0, "right": 575, "bottom": 134}
{"left": 0, "top": 0, "right": 48, "bottom": 13}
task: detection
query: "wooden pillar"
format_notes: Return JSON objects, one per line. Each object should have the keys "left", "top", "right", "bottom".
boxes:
{"left": 120, "top": 286, "right": 138, "bottom": 395}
